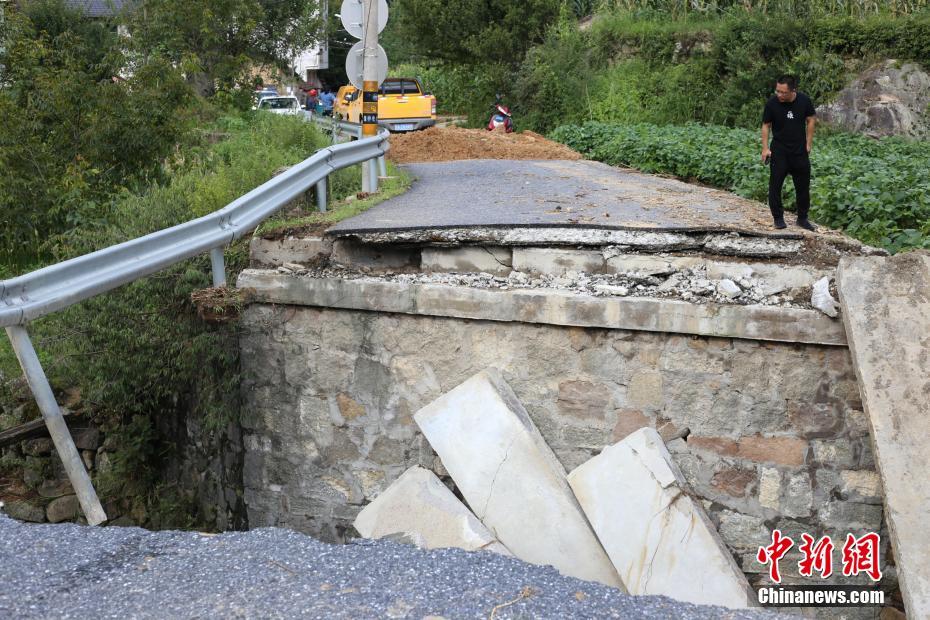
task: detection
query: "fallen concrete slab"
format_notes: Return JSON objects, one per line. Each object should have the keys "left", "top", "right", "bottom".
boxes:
{"left": 353, "top": 466, "right": 510, "bottom": 555}
{"left": 237, "top": 270, "right": 848, "bottom": 346}
{"left": 837, "top": 252, "right": 930, "bottom": 619}
{"left": 567, "top": 428, "right": 753, "bottom": 608}
{"left": 413, "top": 369, "right": 623, "bottom": 588}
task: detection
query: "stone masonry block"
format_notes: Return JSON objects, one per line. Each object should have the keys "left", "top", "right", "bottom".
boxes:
{"left": 414, "top": 368, "right": 623, "bottom": 588}
{"left": 568, "top": 428, "right": 753, "bottom": 608}
{"left": 688, "top": 435, "right": 808, "bottom": 467}
{"left": 354, "top": 466, "right": 510, "bottom": 555}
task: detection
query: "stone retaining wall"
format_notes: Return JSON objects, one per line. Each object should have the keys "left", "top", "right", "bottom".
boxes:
{"left": 239, "top": 303, "right": 887, "bottom": 595}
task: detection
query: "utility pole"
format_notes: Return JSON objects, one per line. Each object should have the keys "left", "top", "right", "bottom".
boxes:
{"left": 361, "top": 0, "right": 379, "bottom": 140}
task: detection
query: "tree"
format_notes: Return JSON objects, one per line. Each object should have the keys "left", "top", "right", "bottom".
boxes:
{"left": 391, "top": 0, "right": 560, "bottom": 64}
{"left": 0, "top": 0, "right": 191, "bottom": 264}
{"left": 126, "top": 0, "right": 326, "bottom": 94}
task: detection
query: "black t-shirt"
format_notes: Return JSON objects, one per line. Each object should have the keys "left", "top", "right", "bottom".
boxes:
{"left": 762, "top": 92, "right": 816, "bottom": 155}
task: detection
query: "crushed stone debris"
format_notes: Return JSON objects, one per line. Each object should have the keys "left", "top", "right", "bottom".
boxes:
{"left": 275, "top": 261, "right": 816, "bottom": 311}
{"left": 387, "top": 126, "right": 582, "bottom": 164}
{"left": 0, "top": 516, "right": 782, "bottom": 619}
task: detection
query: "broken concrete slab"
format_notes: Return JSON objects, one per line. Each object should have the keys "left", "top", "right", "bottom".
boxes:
{"left": 413, "top": 369, "right": 623, "bottom": 588}
{"left": 335, "top": 225, "right": 804, "bottom": 252}
{"left": 249, "top": 237, "right": 331, "bottom": 267}
{"left": 511, "top": 248, "right": 829, "bottom": 293}
{"left": 703, "top": 233, "right": 802, "bottom": 257}
{"left": 837, "top": 252, "right": 930, "bottom": 619}
{"left": 353, "top": 466, "right": 510, "bottom": 555}
{"left": 568, "top": 428, "right": 753, "bottom": 608}
{"left": 421, "top": 247, "right": 512, "bottom": 276}
{"left": 238, "top": 270, "right": 848, "bottom": 346}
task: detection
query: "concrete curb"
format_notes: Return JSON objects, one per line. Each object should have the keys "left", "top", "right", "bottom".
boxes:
{"left": 238, "top": 270, "right": 847, "bottom": 346}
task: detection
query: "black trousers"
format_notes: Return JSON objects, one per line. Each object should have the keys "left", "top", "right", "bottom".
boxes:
{"left": 768, "top": 151, "right": 811, "bottom": 222}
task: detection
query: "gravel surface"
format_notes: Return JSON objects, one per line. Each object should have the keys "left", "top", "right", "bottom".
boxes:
{"left": 0, "top": 516, "right": 780, "bottom": 619}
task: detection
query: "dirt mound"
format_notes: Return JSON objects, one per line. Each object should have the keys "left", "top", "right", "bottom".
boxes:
{"left": 388, "top": 126, "right": 582, "bottom": 163}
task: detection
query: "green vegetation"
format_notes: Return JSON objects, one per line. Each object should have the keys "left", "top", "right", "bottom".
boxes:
{"left": 393, "top": 8, "right": 930, "bottom": 130}
{"left": 598, "top": 0, "right": 928, "bottom": 18}
{"left": 0, "top": 0, "right": 404, "bottom": 528}
{"left": 126, "top": 0, "right": 324, "bottom": 96}
{"left": 515, "top": 10, "right": 930, "bottom": 132}
{"left": 0, "top": 0, "right": 193, "bottom": 265}
{"left": 386, "top": 0, "right": 560, "bottom": 64}
{"left": 0, "top": 113, "right": 368, "bottom": 527}
{"left": 553, "top": 121, "right": 930, "bottom": 252}
{"left": 385, "top": 5, "right": 930, "bottom": 252}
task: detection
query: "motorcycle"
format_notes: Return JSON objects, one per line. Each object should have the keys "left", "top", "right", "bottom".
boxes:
{"left": 486, "top": 95, "right": 514, "bottom": 133}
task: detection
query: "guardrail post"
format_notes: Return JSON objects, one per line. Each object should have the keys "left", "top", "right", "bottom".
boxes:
{"left": 361, "top": 162, "right": 370, "bottom": 194}
{"left": 378, "top": 155, "right": 387, "bottom": 179}
{"left": 5, "top": 326, "right": 107, "bottom": 525}
{"left": 316, "top": 176, "right": 327, "bottom": 213}
{"left": 210, "top": 247, "right": 226, "bottom": 287}
{"left": 369, "top": 159, "right": 379, "bottom": 192}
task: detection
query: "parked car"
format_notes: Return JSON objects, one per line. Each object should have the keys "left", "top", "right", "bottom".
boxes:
{"left": 253, "top": 88, "right": 279, "bottom": 106}
{"left": 256, "top": 96, "right": 303, "bottom": 116}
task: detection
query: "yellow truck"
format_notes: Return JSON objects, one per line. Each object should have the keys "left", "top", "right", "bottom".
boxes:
{"left": 335, "top": 78, "right": 436, "bottom": 132}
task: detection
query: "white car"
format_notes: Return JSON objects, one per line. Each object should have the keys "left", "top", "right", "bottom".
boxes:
{"left": 256, "top": 96, "right": 303, "bottom": 116}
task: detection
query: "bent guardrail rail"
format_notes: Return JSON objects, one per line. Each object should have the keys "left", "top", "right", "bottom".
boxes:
{"left": 1, "top": 119, "right": 388, "bottom": 525}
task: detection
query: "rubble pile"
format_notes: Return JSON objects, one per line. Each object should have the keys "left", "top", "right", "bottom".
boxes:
{"left": 275, "top": 262, "right": 809, "bottom": 310}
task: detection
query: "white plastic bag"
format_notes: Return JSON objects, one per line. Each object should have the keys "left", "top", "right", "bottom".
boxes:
{"left": 811, "top": 276, "right": 839, "bottom": 318}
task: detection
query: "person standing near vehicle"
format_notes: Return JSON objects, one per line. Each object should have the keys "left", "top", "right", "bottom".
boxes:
{"left": 305, "top": 88, "right": 319, "bottom": 112}
{"left": 761, "top": 75, "right": 817, "bottom": 231}
{"left": 320, "top": 88, "right": 336, "bottom": 116}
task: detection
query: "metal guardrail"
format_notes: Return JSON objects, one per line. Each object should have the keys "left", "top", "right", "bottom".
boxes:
{"left": 0, "top": 116, "right": 388, "bottom": 524}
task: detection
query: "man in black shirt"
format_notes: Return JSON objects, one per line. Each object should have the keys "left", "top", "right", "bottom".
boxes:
{"left": 762, "top": 75, "right": 817, "bottom": 231}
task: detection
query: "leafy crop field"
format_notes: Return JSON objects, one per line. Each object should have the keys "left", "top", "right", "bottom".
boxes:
{"left": 551, "top": 122, "right": 930, "bottom": 252}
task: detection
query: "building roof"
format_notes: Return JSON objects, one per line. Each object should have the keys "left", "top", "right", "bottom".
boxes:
{"left": 64, "top": 0, "right": 128, "bottom": 18}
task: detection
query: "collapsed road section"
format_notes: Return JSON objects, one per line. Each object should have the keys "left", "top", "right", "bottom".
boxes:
{"left": 232, "top": 150, "right": 910, "bottom": 616}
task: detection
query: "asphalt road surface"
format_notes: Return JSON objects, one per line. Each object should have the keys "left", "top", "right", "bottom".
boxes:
{"left": 330, "top": 160, "right": 796, "bottom": 237}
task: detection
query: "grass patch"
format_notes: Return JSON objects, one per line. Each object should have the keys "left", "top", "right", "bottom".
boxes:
{"left": 255, "top": 162, "right": 412, "bottom": 239}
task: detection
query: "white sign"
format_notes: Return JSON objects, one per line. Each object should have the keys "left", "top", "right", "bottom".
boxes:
{"left": 345, "top": 41, "right": 388, "bottom": 90}
{"left": 340, "top": 0, "right": 388, "bottom": 39}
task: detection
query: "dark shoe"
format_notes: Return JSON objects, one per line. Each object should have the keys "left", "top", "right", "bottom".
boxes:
{"left": 797, "top": 219, "right": 817, "bottom": 231}
{"left": 773, "top": 219, "right": 787, "bottom": 229}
